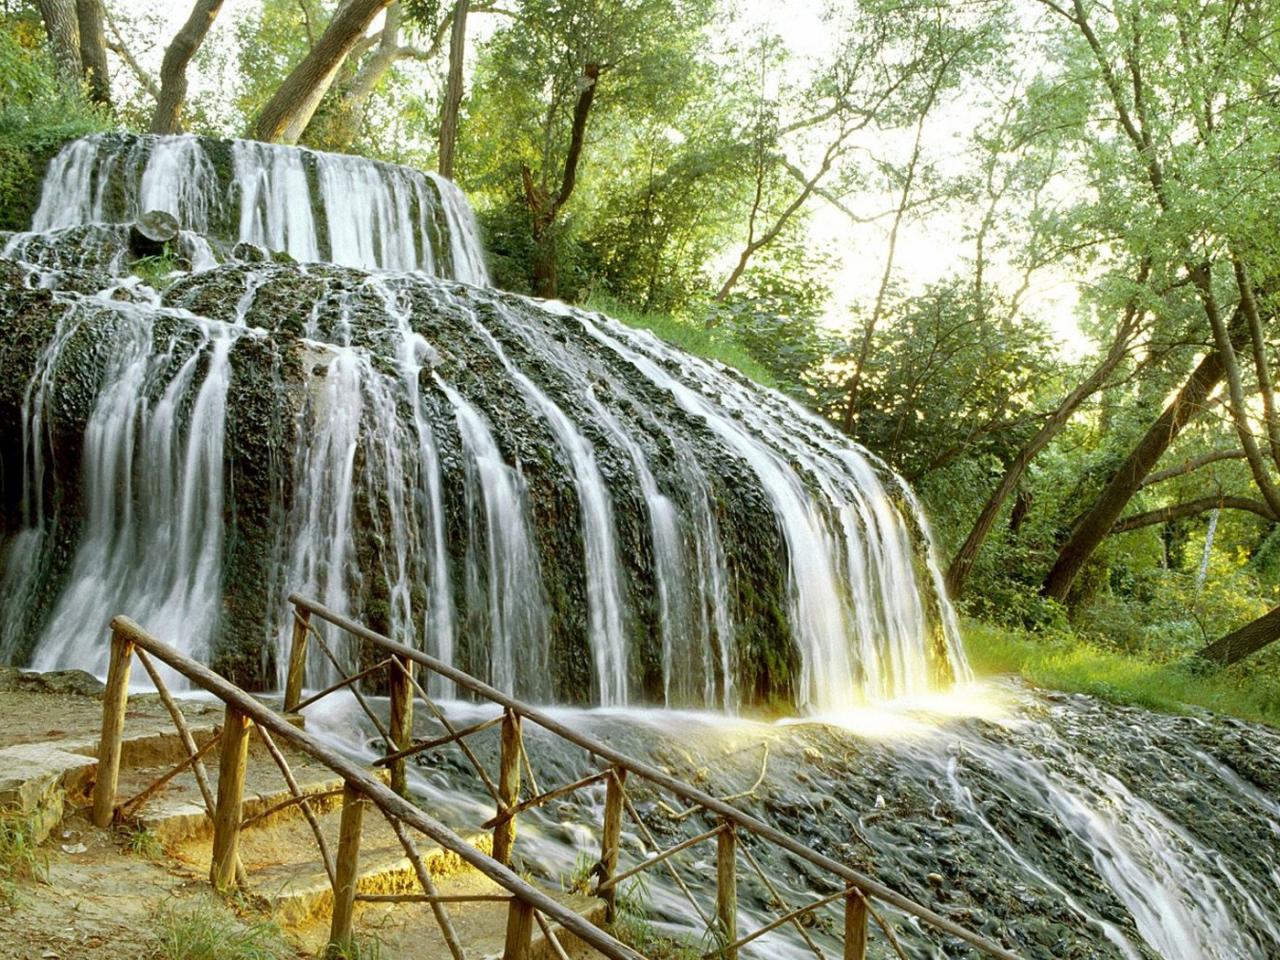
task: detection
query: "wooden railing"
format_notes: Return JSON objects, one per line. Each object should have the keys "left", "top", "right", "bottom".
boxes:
{"left": 92, "top": 597, "right": 1023, "bottom": 960}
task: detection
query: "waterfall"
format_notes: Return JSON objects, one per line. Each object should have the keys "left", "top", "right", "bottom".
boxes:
{"left": 1, "top": 133, "right": 967, "bottom": 709}
{"left": 30, "top": 134, "right": 489, "bottom": 283}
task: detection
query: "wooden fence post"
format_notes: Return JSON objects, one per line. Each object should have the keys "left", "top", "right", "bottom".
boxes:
{"left": 844, "top": 891, "right": 868, "bottom": 960}
{"left": 502, "top": 899, "right": 535, "bottom": 960}
{"left": 284, "top": 604, "right": 311, "bottom": 713}
{"left": 492, "top": 709, "right": 522, "bottom": 865}
{"left": 717, "top": 819, "right": 737, "bottom": 959}
{"left": 209, "top": 705, "right": 251, "bottom": 892}
{"left": 92, "top": 628, "right": 134, "bottom": 828}
{"left": 387, "top": 655, "right": 413, "bottom": 796}
{"left": 600, "top": 766, "right": 627, "bottom": 922}
{"left": 329, "top": 780, "right": 368, "bottom": 951}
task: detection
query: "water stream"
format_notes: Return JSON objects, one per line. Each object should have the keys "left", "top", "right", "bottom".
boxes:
{"left": 0, "top": 135, "right": 1276, "bottom": 956}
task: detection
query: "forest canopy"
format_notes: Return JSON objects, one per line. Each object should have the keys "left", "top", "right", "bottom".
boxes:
{"left": 6, "top": 0, "right": 1280, "bottom": 717}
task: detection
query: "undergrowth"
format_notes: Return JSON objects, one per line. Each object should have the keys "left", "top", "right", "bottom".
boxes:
{"left": 964, "top": 619, "right": 1280, "bottom": 728}
{"left": 0, "top": 807, "right": 45, "bottom": 908}
{"left": 149, "top": 900, "right": 289, "bottom": 960}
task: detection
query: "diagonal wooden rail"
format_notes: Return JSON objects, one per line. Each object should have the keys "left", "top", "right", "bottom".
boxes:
{"left": 93, "top": 597, "right": 1023, "bottom": 960}
{"left": 279, "top": 594, "right": 1021, "bottom": 960}
{"left": 99, "top": 614, "right": 644, "bottom": 960}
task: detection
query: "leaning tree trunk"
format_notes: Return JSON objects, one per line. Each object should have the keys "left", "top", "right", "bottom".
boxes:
{"left": 946, "top": 277, "right": 1145, "bottom": 598}
{"left": 36, "top": 0, "right": 82, "bottom": 87}
{"left": 437, "top": 0, "right": 469, "bottom": 179}
{"left": 253, "top": 0, "right": 390, "bottom": 144}
{"left": 1042, "top": 339, "right": 1236, "bottom": 602}
{"left": 519, "top": 63, "right": 600, "bottom": 300}
{"left": 76, "top": 0, "right": 111, "bottom": 106}
{"left": 1199, "top": 605, "right": 1280, "bottom": 666}
{"left": 150, "top": 0, "right": 226, "bottom": 134}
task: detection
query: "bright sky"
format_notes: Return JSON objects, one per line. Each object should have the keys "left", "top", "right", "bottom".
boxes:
{"left": 128, "top": 0, "right": 1086, "bottom": 355}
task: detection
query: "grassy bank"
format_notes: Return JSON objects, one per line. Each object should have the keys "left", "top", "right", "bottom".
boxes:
{"left": 587, "top": 295, "right": 779, "bottom": 389}
{"left": 964, "top": 619, "right": 1280, "bottom": 728}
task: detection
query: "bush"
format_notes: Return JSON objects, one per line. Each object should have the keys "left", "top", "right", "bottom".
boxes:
{"left": 0, "top": 16, "right": 110, "bottom": 230}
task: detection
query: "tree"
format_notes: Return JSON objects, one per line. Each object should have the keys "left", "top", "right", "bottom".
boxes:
{"left": 253, "top": 0, "right": 390, "bottom": 144}
{"left": 150, "top": 0, "right": 226, "bottom": 134}
{"left": 437, "top": 0, "right": 468, "bottom": 178}
{"left": 1027, "top": 0, "right": 1280, "bottom": 613}
{"left": 34, "top": 0, "right": 81, "bottom": 86}
{"left": 464, "top": 0, "right": 715, "bottom": 298}
{"left": 75, "top": 0, "right": 110, "bottom": 106}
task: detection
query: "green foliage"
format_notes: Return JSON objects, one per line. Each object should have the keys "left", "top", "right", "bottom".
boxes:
{"left": 131, "top": 250, "right": 185, "bottom": 290}
{"left": 589, "top": 295, "right": 778, "bottom": 389}
{"left": 149, "top": 900, "right": 289, "bottom": 960}
{"left": 0, "top": 807, "right": 45, "bottom": 909}
{"left": 560, "top": 849, "right": 596, "bottom": 896}
{"left": 0, "top": 14, "right": 110, "bottom": 230}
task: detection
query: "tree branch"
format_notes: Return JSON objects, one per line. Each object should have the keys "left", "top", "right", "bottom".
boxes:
{"left": 1111, "top": 495, "right": 1274, "bottom": 533}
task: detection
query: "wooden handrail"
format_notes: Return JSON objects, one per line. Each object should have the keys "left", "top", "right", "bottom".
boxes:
{"left": 108, "top": 615, "right": 646, "bottom": 960}
{"left": 286, "top": 593, "right": 1022, "bottom": 960}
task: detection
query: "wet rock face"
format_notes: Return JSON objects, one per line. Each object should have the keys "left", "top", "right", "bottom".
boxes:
{"left": 0, "top": 216, "right": 966, "bottom": 711}
{"left": 378, "top": 681, "right": 1278, "bottom": 960}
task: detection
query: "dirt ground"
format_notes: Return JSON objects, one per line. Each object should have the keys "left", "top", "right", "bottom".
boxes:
{"left": 0, "top": 811, "right": 308, "bottom": 960}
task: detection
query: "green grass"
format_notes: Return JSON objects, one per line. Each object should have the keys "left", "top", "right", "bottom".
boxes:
{"left": 964, "top": 619, "right": 1280, "bottom": 727}
{"left": 587, "top": 295, "right": 779, "bottom": 389}
{"left": 150, "top": 899, "right": 290, "bottom": 960}
{"left": 0, "top": 807, "right": 45, "bottom": 908}
{"left": 123, "top": 826, "right": 164, "bottom": 860}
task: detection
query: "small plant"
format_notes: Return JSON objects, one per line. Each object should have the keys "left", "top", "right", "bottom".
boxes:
{"left": 610, "top": 874, "right": 703, "bottom": 960}
{"left": 561, "top": 849, "right": 597, "bottom": 895}
{"left": 0, "top": 807, "right": 46, "bottom": 908}
{"left": 150, "top": 900, "right": 288, "bottom": 960}
{"left": 131, "top": 249, "right": 183, "bottom": 289}
{"left": 124, "top": 826, "right": 164, "bottom": 860}
{"left": 323, "top": 934, "right": 384, "bottom": 960}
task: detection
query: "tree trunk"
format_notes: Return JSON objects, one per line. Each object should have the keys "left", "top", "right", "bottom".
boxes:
{"left": 36, "top": 0, "right": 82, "bottom": 87}
{"left": 946, "top": 271, "right": 1146, "bottom": 598}
{"left": 519, "top": 63, "right": 600, "bottom": 300}
{"left": 530, "top": 224, "right": 557, "bottom": 298}
{"left": 437, "top": 0, "right": 469, "bottom": 179}
{"left": 76, "top": 0, "right": 111, "bottom": 106}
{"left": 1042, "top": 326, "right": 1240, "bottom": 602}
{"left": 253, "top": 0, "right": 390, "bottom": 144}
{"left": 1198, "top": 605, "right": 1280, "bottom": 666}
{"left": 150, "top": 0, "right": 226, "bottom": 134}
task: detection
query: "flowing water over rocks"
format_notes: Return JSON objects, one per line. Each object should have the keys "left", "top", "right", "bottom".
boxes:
{"left": 2, "top": 136, "right": 1278, "bottom": 958}
{"left": 305, "top": 680, "right": 1280, "bottom": 960}
{"left": 0, "top": 135, "right": 966, "bottom": 711}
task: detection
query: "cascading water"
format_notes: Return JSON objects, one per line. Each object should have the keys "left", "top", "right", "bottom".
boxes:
{"left": 29, "top": 133, "right": 489, "bottom": 283}
{"left": 1, "top": 134, "right": 1278, "bottom": 957}
{"left": 0, "top": 134, "right": 964, "bottom": 709}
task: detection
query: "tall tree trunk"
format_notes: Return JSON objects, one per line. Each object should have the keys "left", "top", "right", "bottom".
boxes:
{"left": 437, "top": 0, "right": 469, "bottom": 179}
{"left": 520, "top": 63, "right": 600, "bottom": 300}
{"left": 36, "top": 0, "right": 82, "bottom": 87}
{"left": 76, "top": 0, "right": 111, "bottom": 106}
{"left": 946, "top": 268, "right": 1147, "bottom": 597}
{"left": 1041, "top": 319, "right": 1242, "bottom": 602}
{"left": 1198, "top": 605, "right": 1280, "bottom": 666}
{"left": 310, "top": 2, "right": 407, "bottom": 150}
{"left": 150, "top": 0, "right": 226, "bottom": 135}
{"left": 253, "top": 0, "right": 390, "bottom": 144}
